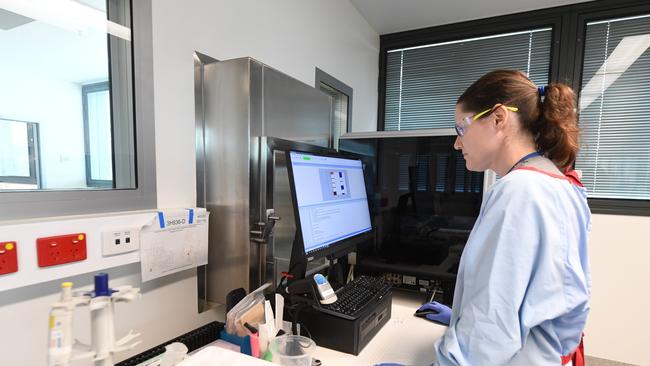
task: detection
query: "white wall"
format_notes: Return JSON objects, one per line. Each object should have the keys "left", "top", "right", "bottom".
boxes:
{"left": 0, "top": 1, "right": 379, "bottom": 365}
{"left": 584, "top": 214, "right": 650, "bottom": 365}
{"left": 0, "top": 72, "right": 87, "bottom": 189}
{"left": 0, "top": 263, "right": 222, "bottom": 366}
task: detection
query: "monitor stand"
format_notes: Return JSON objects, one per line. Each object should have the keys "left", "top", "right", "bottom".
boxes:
{"left": 287, "top": 230, "right": 352, "bottom": 287}
{"left": 283, "top": 230, "right": 391, "bottom": 355}
{"left": 287, "top": 229, "right": 307, "bottom": 283}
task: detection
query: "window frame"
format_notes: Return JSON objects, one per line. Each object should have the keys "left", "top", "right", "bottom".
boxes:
{"left": 82, "top": 82, "right": 114, "bottom": 189}
{"left": 0, "top": 0, "right": 157, "bottom": 220}
{"left": 0, "top": 118, "right": 40, "bottom": 187}
{"left": 315, "top": 67, "right": 353, "bottom": 149}
{"left": 377, "top": 0, "right": 650, "bottom": 216}
{"left": 571, "top": 1, "right": 650, "bottom": 216}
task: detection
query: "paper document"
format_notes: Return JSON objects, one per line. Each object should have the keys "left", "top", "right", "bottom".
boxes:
{"left": 140, "top": 208, "right": 209, "bottom": 282}
{"left": 178, "top": 346, "right": 270, "bottom": 366}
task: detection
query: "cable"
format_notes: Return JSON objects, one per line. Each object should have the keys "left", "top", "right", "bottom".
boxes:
{"left": 286, "top": 302, "right": 314, "bottom": 339}
{"left": 346, "top": 264, "right": 355, "bottom": 284}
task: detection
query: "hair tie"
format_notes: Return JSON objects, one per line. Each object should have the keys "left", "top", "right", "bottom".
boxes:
{"left": 538, "top": 85, "right": 546, "bottom": 97}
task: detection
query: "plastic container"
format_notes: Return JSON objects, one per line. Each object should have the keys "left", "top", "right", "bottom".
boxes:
{"left": 269, "top": 335, "right": 315, "bottom": 366}
{"left": 160, "top": 342, "right": 188, "bottom": 366}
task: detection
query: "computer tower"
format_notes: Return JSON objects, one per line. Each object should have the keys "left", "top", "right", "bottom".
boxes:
{"left": 298, "top": 291, "right": 392, "bottom": 355}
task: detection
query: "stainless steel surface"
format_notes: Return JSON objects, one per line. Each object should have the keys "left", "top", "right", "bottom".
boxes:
{"left": 250, "top": 136, "right": 266, "bottom": 289}
{"left": 196, "top": 57, "right": 334, "bottom": 304}
{"left": 267, "top": 148, "right": 328, "bottom": 285}
{"left": 195, "top": 52, "right": 214, "bottom": 209}
{"left": 248, "top": 63, "right": 332, "bottom": 290}
{"left": 263, "top": 67, "right": 332, "bottom": 147}
{"left": 202, "top": 58, "right": 252, "bottom": 304}
{"left": 194, "top": 53, "right": 206, "bottom": 312}
{"left": 194, "top": 52, "right": 218, "bottom": 312}
{"left": 271, "top": 150, "right": 294, "bottom": 274}
{"left": 259, "top": 138, "right": 333, "bottom": 287}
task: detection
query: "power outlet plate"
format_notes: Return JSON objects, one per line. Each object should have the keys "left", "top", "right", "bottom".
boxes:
{"left": 37, "top": 234, "right": 87, "bottom": 267}
{"left": 0, "top": 242, "right": 18, "bottom": 275}
{"left": 102, "top": 227, "right": 140, "bottom": 256}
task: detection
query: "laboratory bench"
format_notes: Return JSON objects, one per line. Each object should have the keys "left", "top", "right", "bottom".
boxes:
{"left": 178, "top": 290, "right": 445, "bottom": 366}
{"left": 312, "top": 290, "right": 444, "bottom": 366}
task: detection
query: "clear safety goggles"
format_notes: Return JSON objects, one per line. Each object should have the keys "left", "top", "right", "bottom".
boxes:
{"left": 454, "top": 104, "right": 519, "bottom": 137}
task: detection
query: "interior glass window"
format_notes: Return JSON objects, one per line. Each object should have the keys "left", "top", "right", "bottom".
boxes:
{"left": 0, "top": 0, "right": 135, "bottom": 191}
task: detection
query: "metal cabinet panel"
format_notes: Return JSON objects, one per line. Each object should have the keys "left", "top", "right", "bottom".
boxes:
{"left": 263, "top": 67, "right": 332, "bottom": 147}
{"left": 196, "top": 57, "right": 334, "bottom": 306}
{"left": 202, "top": 59, "right": 251, "bottom": 305}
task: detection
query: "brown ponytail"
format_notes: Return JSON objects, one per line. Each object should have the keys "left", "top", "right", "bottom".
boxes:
{"left": 457, "top": 70, "right": 580, "bottom": 170}
{"left": 536, "top": 83, "right": 580, "bottom": 170}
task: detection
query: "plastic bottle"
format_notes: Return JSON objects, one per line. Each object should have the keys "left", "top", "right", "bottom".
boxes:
{"left": 48, "top": 282, "right": 74, "bottom": 366}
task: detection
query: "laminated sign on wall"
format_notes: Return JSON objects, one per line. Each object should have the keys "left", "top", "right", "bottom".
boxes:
{"left": 140, "top": 208, "right": 209, "bottom": 282}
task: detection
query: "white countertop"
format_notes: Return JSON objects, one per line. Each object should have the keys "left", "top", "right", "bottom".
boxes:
{"left": 183, "top": 290, "right": 445, "bottom": 366}
{"left": 313, "top": 290, "right": 445, "bottom": 366}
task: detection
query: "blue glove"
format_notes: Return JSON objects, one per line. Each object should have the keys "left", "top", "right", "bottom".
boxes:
{"left": 415, "top": 301, "right": 452, "bottom": 326}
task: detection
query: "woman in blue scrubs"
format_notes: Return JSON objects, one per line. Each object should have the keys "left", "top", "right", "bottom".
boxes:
{"left": 411, "top": 70, "right": 591, "bottom": 366}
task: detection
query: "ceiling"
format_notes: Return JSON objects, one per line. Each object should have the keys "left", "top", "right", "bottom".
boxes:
{"left": 0, "top": 9, "right": 33, "bottom": 30}
{"left": 350, "top": 0, "right": 594, "bottom": 35}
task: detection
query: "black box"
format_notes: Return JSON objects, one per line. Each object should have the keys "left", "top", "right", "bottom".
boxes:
{"left": 297, "top": 290, "right": 392, "bottom": 355}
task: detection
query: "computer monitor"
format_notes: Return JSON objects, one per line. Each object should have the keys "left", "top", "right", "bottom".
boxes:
{"left": 286, "top": 150, "right": 373, "bottom": 262}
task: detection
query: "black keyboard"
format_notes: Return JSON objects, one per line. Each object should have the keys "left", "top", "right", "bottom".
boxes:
{"left": 318, "top": 276, "right": 391, "bottom": 320}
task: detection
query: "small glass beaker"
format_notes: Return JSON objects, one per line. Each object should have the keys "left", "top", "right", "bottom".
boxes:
{"left": 269, "top": 335, "right": 316, "bottom": 366}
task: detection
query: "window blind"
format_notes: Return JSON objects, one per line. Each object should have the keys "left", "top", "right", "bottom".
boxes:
{"left": 416, "top": 154, "right": 430, "bottom": 191}
{"left": 575, "top": 14, "right": 650, "bottom": 200}
{"left": 398, "top": 154, "right": 410, "bottom": 191}
{"left": 384, "top": 28, "right": 552, "bottom": 131}
{"left": 397, "top": 151, "right": 481, "bottom": 193}
{"left": 435, "top": 153, "right": 449, "bottom": 192}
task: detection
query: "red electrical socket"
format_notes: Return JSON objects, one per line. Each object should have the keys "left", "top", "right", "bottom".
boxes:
{"left": 37, "top": 233, "right": 87, "bottom": 267}
{"left": 0, "top": 242, "right": 18, "bottom": 275}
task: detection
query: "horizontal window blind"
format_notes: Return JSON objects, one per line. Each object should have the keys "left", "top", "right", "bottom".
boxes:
{"left": 435, "top": 153, "right": 449, "bottom": 192}
{"left": 575, "top": 14, "right": 650, "bottom": 200}
{"left": 398, "top": 154, "right": 410, "bottom": 191}
{"left": 397, "top": 151, "right": 481, "bottom": 193}
{"left": 416, "top": 154, "right": 430, "bottom": 191}
{"left": 384, "top": 28, "right": 552, "bottom": 131}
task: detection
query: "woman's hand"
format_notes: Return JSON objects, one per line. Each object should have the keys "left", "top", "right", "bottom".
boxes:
{"left": 415, "top": 301, "right": 452, "bottom": 325}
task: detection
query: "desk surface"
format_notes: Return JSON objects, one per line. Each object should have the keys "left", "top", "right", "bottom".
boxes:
{"left": 185, "top": 291, "right": 445, "bottom": 366}
{"left": 313, "top": 290, "right": 445, "bottom": 366}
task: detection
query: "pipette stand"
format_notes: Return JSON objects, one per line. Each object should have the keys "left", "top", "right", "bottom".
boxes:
{"left": 87, "top": 273, "right": 141, "bottom": 366}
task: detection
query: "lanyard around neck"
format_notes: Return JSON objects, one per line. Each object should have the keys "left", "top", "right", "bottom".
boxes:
{"left": 507, "top": 151, "right": 542, "bottom": 175}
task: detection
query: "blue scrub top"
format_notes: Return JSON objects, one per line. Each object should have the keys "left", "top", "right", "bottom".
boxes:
{"left": 434, "top": 167, "right": 591, "bottom": 366}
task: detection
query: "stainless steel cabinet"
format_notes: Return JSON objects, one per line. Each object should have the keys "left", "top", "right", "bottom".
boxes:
{"left": 195, "top": 56, "right": 334, "bottom": 307}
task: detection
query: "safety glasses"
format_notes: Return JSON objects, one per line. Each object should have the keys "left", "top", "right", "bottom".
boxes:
{"left": 454, "top": 104, "right": 519, "bottom": 137}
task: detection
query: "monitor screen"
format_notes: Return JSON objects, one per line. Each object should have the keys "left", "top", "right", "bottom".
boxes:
{"left": 340, "top": 134, "right": 484, "bottom": 268}
{"left": 287, "top": 151, "right": 372, "bottom": 257}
